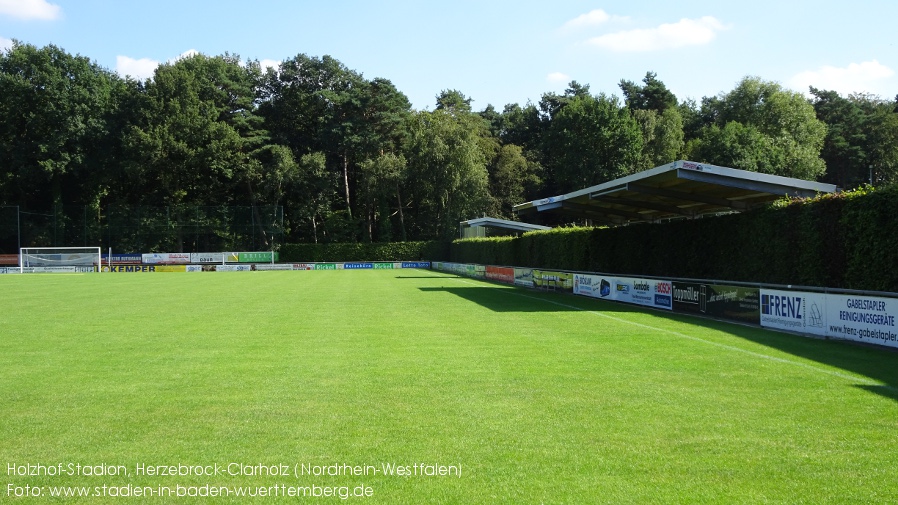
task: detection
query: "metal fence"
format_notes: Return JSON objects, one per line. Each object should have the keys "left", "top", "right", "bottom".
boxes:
{"left": 0, "top": 205, "right": 284, "bottom": 254}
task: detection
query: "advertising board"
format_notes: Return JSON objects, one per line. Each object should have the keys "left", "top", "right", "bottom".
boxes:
{"left": 237, "top": 252, "right": 278, "bottom": 263}
{"left": 102, "top": 253, "right": 142, "bottom": 264}
{"left": 142, "top": 253, "right": 191, "bottom": 264}
{"left": 314, "top": 263, "right": 337, "bottom": 270}
{"left": 401, "top": 261, "right": 431, "bottom": 269}
{"left": 617, "top": 277, "right": 673, "bottom": 310}
{"left": 573, "top": 273, "right": 611, "bottom": 299}
{"left": 252, "top": 264, "right": 294, "bottom": 271}
{"left": 102, "top": 265, "right": 187, "bottom": 272}
{"left": 532, "top": 270, "right": 573, "bottom": 292}
{"left": 343, "top": 262, "right": 374, "bottom": 269}
{"left": 673, "top": 282, "right": 760, "bottom": 324}
{"left": 825, "top": 293, "right": 898, "bottom": 348}
{"left": 760, "top": 289, "right": 827, "bottom": 336}
{"left": 514, "top": 268, "right": 533, "bottom": 287}
{"left": 486, "top": 266, "right": 515, "bottom": 284}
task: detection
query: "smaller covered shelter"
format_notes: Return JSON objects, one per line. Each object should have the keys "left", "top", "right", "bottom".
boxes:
{"left": 513, "top": 160, "right": 838, "bottom": 226}
{"left": 459, "top": 217, "right": 552, "bottom": 239}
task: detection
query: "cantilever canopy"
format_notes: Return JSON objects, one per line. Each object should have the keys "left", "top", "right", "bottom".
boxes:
{"left": 459, "top": 217, "right": 552, "bottom": 238}
{"left": 513, "top": 160, "right": 838, "bottom": 226}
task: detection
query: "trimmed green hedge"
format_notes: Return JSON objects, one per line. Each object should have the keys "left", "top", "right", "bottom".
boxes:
{"left": 281, "top": 241, "right": 449, "bottom": 263}
{"left": 448, "top": 185, "right": 898, "bottom": 292}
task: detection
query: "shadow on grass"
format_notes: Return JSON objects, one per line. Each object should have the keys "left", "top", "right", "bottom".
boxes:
{"left": 418, "top": 284, "right": 654, "bottom": 314}
{"left": 625, "top": 301, "right": 898, "bottom": 403}
{"left": 422, "top": 277, "right": 898, "bottom": 402}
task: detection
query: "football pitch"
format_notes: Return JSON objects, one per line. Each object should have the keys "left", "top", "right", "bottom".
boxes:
{"left": 2, "top": 269, "right": 898, "bottom": 504}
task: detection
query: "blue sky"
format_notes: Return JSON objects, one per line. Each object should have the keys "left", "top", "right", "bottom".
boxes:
{"left": 1, "top": 0, "right": 896, "bottom": 110}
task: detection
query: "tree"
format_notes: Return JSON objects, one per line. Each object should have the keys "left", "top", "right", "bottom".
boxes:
{"left": 260, "top": 55, "right": 411, "bottom": 239}
{"left": 0, "top": 42, "right": 122, "bottom": 210}
{"left": 542, "top": 91, "right": 643, "bottom": 193}
{"left": 487, "top": 144, "right": 541, "bottom": 218}
{"left": 403, "top": 109, "right": 490, "bottom": 239}
{"left": 686, "top": 77, "right": 826, "bottom": 180}
{"left": 619, "top": 71, "right": 678, "bottom": 112}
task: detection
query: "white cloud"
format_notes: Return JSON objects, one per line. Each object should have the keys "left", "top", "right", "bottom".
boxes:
{"left": 789, "top": 60, "right": 895, "bottom": 96}
{"left": 169, "top": 49, "right": 200, "bottom": 63}
{"left": 259, "top": 59, "right": 280, "bottom": 72}
{"left": 562, "top": 9, "right": 627, "bottom": 30}
{"left": 587, "top": 16, "right": 727, "bottom": 52}
{"left": 1, "top": 36, "right": 12, "bottom": 52}
{"left": 547, "top": 72, "right": 570, "bottom": 84}
{"left": 116, "top": 55, "right": 159, "bottom": 80}
{"left": 0, "top": 0, "right": 61, "bottom": 20}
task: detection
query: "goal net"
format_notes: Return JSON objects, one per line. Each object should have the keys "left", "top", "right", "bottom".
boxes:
{"left": 19, "top": 247, "right": 103, "bottom": 273}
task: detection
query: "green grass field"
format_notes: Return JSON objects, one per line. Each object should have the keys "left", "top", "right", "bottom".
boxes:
{"left": 2, "top": 269, "right": 898, "bottom": 504}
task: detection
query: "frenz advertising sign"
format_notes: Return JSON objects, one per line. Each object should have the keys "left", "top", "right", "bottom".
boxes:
{"left": 672, "top": 282, "right": 760, "bottom": 325}
{"left": 760, "top": 289, "right": 827, "bottom": 336}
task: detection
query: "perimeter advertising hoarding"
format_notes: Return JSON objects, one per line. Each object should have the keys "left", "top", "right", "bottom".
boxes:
{"left": 673, "top": 282, "right": 760, "bottom": 324}
{"left": 760, "top": 289, "right": 827, "bottom": 336}
{"left": 573, "top": 273, "right": 611, "bottom": 299}
{"left": 237, "top": 252, "right": 279, "bottom": 263}
{"left": 102, "top": 254, "right": 142, "bottom": 264}
{"left": 826, "top": 293, "right": 898, "bottom": 348}
{"left": 486, "top": 266, "right": 515, "bottom": 284}
{"left": 616, "top": 277, "right": 673, "bottom": 310}
{"left": 102, "top": 265, "right": 188, "bottom": 272}
{"left": 514, "top": 268, "right": 533, "bottom": 287}
{"left": 142, "top": 253, "right": 191, "bottom": 264}
{"left": 532, "top": 270, "right": 573, "bottom": 293}
{"left": 190, "top": 252, "right": 239, "bottom": 264}
{"left": 401, "top": 261, "right": 431, "bottom": 269}
{"left": 573, "top": 274, "right": 672, "bottom": 310}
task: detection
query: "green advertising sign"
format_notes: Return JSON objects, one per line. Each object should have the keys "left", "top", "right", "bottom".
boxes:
{"left": 314, "top": 263, "right": 337, "bottom": 270}
{"left": 373, "top": 263, "right": 394, "bottom": 269}
{"left": 237, "top": 252, "right": 279, "bottom": 263}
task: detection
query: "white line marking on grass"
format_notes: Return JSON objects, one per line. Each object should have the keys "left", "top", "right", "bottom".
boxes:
{"left": 426, "top": 271, "right": 889, "bottom": 389}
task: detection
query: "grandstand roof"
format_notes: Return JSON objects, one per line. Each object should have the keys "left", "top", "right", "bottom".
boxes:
{"left": 459, "top": 217, "right": 552, "bottom": 238}
{"left": 512, "top": 160, "right": 838, "bottom": 226}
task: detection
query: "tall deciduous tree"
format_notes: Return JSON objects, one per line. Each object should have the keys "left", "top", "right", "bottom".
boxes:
{"left": 0, "top": 42, "right": 121, "bottom": 209}
{"left": 687, "top": 77, "right": 827, "bottom": 180}
{"left": 403, "top": 109, "right": 490, "bottom": 239}
{"left": 542, "top": 90, "right": 643, "bottom": 193}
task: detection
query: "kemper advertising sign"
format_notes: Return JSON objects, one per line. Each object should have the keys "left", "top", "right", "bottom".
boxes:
{"left": 760, "top": 289, "right": 827, "bottom": 336}
{"left": 673, "top": 282, "right": 760, "bottom": 325}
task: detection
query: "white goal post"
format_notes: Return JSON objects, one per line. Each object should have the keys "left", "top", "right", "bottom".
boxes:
{"left": 19, "top": 247, "right": 103, "bottom": 273}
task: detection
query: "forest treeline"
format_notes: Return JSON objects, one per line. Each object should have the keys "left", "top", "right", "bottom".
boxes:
{"left": 1, "top": 41, "right": 897, "bottom": 243}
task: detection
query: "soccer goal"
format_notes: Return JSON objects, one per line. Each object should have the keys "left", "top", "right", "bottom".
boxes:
{"left": 19, "top": 247, "right": 103, "bottom": 273}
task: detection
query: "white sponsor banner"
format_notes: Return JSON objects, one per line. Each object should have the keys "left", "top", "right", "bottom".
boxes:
{"left": 185, "top": 265, "right": 204, "bottom": 272}
{"left": 142, "top": 253, "right": 191, "bottom": 264}
{"left": 292, "top": 263, "right": 315, "bottom": 270}
{"left": 825, "top": 294, "right": 898, "bottom": 348}
{"left": 191, "top": 252, "right": 225, "bottom": 263}
{"left": 573, "top": 273, "right": 612, "bottom": 299}
{"left": 214, "top": 264, "right": 253, "bottom": 272}
{"left": 253, "top": 263, "right": 294, "bottom": 271}
{"left": 615, "top": 277, "right": 673, "bottom": 310}
{"left": 760, "top": 289, "right": 827, "bottom": 336}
